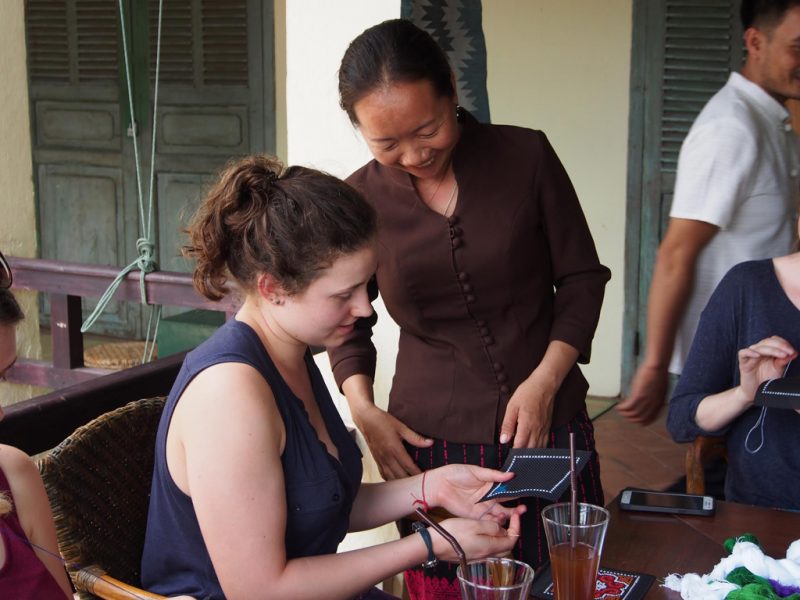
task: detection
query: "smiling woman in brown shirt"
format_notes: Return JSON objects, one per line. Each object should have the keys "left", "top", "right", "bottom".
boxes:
{"left": 329, "top": 19, "right": 611, "bottom": 598}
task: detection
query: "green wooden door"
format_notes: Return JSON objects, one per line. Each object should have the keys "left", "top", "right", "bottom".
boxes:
{"left": 25, "top": 0, "right": 275, "bottom": 336}
{"left": 622, "top": 0, "right": 743, "bottom": 393}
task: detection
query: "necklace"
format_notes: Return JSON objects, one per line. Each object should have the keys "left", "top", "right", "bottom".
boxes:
{"left": 442, "top": 180, "right": 458, "bottom": 218}
{"left": 424, "top": 172, "right": 447, "bottom": 205}
{"left": 417, "top": 169, "right": 457, "bottom": 217}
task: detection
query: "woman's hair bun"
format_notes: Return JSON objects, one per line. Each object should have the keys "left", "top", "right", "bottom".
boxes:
{"left": 184, "top": 154, "right": 376, "bottom": 301}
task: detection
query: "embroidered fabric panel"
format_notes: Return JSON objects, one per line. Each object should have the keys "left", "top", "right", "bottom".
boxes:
{"left": 400, "top": 0, "right": 491, "bottom": 123}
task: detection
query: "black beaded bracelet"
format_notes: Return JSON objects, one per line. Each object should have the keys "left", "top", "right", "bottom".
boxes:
{"left": 412, "top": 521, "right": 438, "bottom": 568}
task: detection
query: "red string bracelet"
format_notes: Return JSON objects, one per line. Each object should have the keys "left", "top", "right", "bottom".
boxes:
{"left": 411, "top": 470, "right": 430, "bottom": 512}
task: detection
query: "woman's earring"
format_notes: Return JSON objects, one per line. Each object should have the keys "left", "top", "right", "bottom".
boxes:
{"left": 455, "top": 104, "right": 464, "bottom": 122}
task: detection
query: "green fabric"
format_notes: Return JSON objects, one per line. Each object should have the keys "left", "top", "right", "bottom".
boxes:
{"left": 723, "top": 563, "right": 800, "bottom": 600}
{"left": 727, "top": 586, "right": 800, "bottom": 600}
{"left": 727, "top": 567, "right": 769, "bottom": 587}
{"left": 726, "top": 584, "right": 779, "bottom": 599}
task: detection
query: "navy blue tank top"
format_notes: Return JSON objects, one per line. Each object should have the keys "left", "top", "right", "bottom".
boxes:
{"left": 141, "top": 319, "right": 362, "bottom": 600}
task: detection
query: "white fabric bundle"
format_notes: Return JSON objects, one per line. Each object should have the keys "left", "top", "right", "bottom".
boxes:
{"left": 662, "top": 536, "right": 800, "bottom": 599}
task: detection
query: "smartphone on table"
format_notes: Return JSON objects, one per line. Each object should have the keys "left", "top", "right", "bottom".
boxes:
{"left": 619, "top": 487, "right": 715, "bottom": 516}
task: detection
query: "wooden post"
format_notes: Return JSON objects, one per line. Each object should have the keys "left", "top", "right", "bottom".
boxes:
{"left": 50, "top": 293, "right": 84, "bottom": 369}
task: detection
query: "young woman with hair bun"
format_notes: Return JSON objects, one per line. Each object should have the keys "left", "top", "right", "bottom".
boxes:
{"left": 140, "top": 155, "right": 524, "bottom": 600}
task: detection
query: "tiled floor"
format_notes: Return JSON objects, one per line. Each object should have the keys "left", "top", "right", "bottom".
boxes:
{"left": 592, "top": 401, "right": 688, "bottom": 502}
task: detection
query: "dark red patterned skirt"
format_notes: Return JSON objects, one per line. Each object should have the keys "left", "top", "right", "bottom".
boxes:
{"left": 400, "top": 408, "right": 603, "bottom": 600}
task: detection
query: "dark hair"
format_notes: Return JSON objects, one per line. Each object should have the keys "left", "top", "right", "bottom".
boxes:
{"left": 0, "top": 289, "right": 23, "bottom": 327}
{"left": 339, "top": 19, "right": 454, "bottom": 124}
{"left": 184, "top": 155, "right": 377, "bottom": 301}
{"left": 741, "top": 0, "right": 800, "bottom": 30}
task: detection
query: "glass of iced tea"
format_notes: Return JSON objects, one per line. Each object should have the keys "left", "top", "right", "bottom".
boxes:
{"left": 456, "top": 557, "right": 534, "bottom": 600}
{"left": 541, "top": 502, "right": 609, "bottom": 600}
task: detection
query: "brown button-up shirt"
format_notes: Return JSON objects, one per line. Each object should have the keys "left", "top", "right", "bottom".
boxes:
{"left": 329, "top": 112, "right": 610, "bottom": 444}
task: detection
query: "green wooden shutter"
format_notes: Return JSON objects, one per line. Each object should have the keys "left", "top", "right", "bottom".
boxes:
{"left": 25, "top": 0, "right": 274, "bottom": 336}
{"left": 26, "top": 0, "right": 70, "bottom": 83}
{"left": 76, "top": 0, "right": 119, "bottom": 82}
{"left": 622, "top": 0, "right": 743, "bottom": 392}
{"left": 660, "top": 1, "right": 742, "bottom": 174}
{"left": 200, "top": 0, "right": 249, "bottom": 85}
{"left": 148, "top": 0, "right": 194, "bottom": 85}
{"left": 147, "top": 0, "right": 249, "bottom": 87}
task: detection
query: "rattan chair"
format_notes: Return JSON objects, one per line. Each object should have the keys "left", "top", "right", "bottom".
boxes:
{"left": 39, "top": 397, "right": 168, "bottom": 600}
{"left": 685, "top": 435, "right": 728, "bottom": 495}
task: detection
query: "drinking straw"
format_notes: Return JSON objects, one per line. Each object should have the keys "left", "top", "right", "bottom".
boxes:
{"left": 414, "top": 507, "right": 469, "bottom": 580}
{"left": 569, "top": 432, "right": 578, "bottom": 548}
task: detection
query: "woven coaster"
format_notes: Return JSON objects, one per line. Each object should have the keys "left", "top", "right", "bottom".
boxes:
{"left": 84, "top": 341, "right": 156, "bottom": 370}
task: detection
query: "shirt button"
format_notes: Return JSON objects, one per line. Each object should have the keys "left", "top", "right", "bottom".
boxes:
{"left": 332, "top": 493, "right": 340, "bottom": 501}
{"left": 476, "top": 320, "right": 486, "bottom": 327}
{"left": 500, "top": 384, "right": 510, "bottom": 394}
{"left": 785, "top": 122, "right": 794, "bottom": 132}
{"left": 465, "top": 294, "right": 476, "bottom": 303}
{"left": 792, "top": 168, "right": 799, "bottom": 177}
{"left": 483, "top": 335, "right": 494, "bottom": 345}
{"left": 496, "top": 373, "right": 508, "bottom": 383}
{"left": 462, "top": 283, "right": 473, "bottom": 292}
{"left": 493, "top": 362, "right": 503, "bottom": 371}
{"left": 451, "top": 237, "right": 462, "bottom": 248}
{"left": 458, "top": 272, "right": 469, "bottom": 281}
{"left": 479, "top": 327, "right": 490, "bottom": 335}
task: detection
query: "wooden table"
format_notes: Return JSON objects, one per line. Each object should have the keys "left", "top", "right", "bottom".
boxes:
{"left": 601, "top": 494, "right": 800, "bottom": 599}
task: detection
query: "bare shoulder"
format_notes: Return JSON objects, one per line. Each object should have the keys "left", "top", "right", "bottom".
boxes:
{"left": 179, "top": 361, "right": 281, "bottom": 418}
{"left": 173, "top": 361, "right": 285, "bottom": 451}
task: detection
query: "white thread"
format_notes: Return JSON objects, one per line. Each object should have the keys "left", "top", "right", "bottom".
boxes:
{"left": 744, "top": 406, "right": 767, "bottom": 454}
{"left": 743, "top": 358, "right": 792, "bottom": 454}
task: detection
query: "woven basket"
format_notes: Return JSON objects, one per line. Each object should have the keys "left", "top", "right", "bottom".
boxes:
{"left": 84, "top": 342, "right": 157, "bottom": 370}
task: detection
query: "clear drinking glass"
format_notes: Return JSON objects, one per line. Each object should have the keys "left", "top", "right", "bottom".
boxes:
{"left": 541, "top": 502, "right": 609, "bottom": 600}
{"left": 456, "top": 557, "right": 534, "bottom": 600}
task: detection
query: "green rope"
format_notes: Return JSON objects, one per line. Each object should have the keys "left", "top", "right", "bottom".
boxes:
{"left": 81, "top": 0, "right": 165, "bottom": 364}
{"left": 80, "top": 239, "right": 157, "bottom": 334}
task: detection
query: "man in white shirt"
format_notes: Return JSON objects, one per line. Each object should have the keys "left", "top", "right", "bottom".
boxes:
{"left": 618, "top": 0, "right": 800, "bottom": 424}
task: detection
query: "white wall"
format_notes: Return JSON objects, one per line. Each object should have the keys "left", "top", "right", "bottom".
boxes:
{"left": 286, "top": 0, "right": 393, "bottom": 174}
{"left": 0, "top": 2, "right": 43, "bottom": 406}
